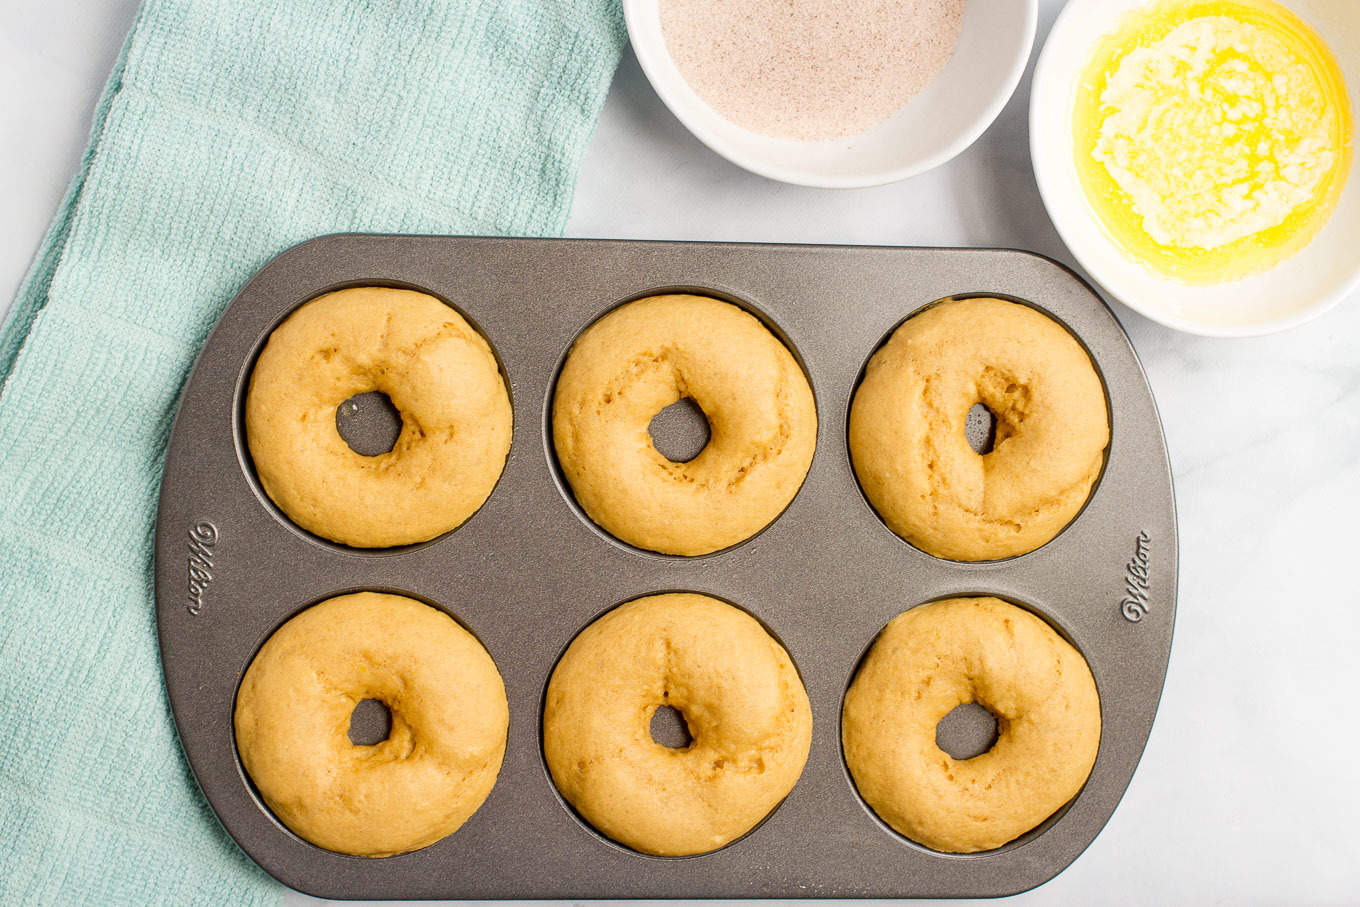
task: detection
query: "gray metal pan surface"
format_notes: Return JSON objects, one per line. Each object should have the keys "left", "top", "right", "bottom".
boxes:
{"left": 155, "top": 235, "right": 1177, "bottom": 899}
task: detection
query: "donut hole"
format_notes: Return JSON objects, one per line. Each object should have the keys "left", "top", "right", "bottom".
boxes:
{"left": 647, "top": 397, "right": 711, "bottom": 464}
{"left": 334, "top": 391, "right": 403, "bottom": 457}
{"left": 963, "top": 403, "right": 998, "bottom": 456}
{"left": 347, "top": 698, "right": 393, "bottom": 747}
{"left": 648, "top": 704, "right": 694, "bottom": 749}
{"left": 934, "top": 702, "right": 1000, "bottom": 760}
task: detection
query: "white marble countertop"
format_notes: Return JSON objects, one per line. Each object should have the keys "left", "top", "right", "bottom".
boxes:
{"left": 4, "top": 0, "right": 1357, "bottom": 903}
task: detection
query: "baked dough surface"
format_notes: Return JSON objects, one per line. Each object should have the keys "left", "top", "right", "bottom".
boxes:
{"left": 841, "top": 597, "right": 1101, "bottom": 853}
{"left": 246, "top": 286, "right": 512, "bottom": 548}
{"left": 234, "top": 591, "right": 508, "bottom": 857}
{"left": 543, "top": 592, "right": 812, "bottom": 856}
{"left": 552, "top": 294, "right": 816, "bottom": 556}
{"left": 849, "top": 297, "right": 1108, "bottom": 561}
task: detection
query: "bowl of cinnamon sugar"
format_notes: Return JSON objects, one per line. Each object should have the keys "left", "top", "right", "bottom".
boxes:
{"left": 624, "top": 0, "right": 1037, "bottom": 188}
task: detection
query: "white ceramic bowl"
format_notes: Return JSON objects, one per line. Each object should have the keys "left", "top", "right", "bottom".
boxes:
{"left": 623, "top": 0, "right": 1037, "bottom": 188}
{"left": 1032, "top": 0, "right": 1360, "bottom": 337}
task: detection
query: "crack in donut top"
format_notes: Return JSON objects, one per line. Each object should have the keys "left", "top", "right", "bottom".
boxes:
{"left": 849, "top": 298, "right": 1108, "bottom": 561}
{"left": 543, "top": 593, "right": 812, "bottom": 856}
{"left": 552, "top": 294, "right": 816, "bottom": 556}
{"left": 842, "top": 597, "right": 1100, "bottom": 853}
{"left": 245, "top": 286, "right": 512, "bottom": 548}
{"left": 234, "top": 592, "right": 508, "bottom": 857}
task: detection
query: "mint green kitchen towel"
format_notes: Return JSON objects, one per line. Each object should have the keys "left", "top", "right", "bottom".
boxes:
{"left": 0, "top": 0, "right": 624, "bottom": 901}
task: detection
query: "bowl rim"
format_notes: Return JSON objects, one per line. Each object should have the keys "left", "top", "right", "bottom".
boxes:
{"left": 623, "top": 0, "right": 1040, "bottom": 189}
{"left": 1029, "top": 0, "right": 1360, "bottom": 338}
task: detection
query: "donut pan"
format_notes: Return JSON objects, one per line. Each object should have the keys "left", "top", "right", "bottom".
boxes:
{"left": 154, "top": 234, "right": 1177, "bottom": 899}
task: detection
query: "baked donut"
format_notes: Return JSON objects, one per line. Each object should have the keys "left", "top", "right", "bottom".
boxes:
{"left": 552, "top": 294, "right": 816, "bottom": 556}
{"left": 849, "top": 297, "right": 1108, "bottom": 561}
{"left": 246, "top": 286, "right": 512, "bottom": 548}
{"left": 841, "top": 597, "right": 1100, "bottom": 853}
{"left": 234, "top": 592, "right": 508, "bottom": 857}
{"left": 543, "top": 593, "right": 812, "bottom": 856}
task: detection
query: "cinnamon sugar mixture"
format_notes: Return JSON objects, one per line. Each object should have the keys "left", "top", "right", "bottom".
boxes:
{"left": 660, "top": 0, "right": 966, "bottom": 141}
{"left": 660, "top": 0, "right": 968, "bottom": 140}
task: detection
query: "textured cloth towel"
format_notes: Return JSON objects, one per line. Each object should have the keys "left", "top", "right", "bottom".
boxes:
{"left": 0, "top": 1, "right": 623, "bottom": 901}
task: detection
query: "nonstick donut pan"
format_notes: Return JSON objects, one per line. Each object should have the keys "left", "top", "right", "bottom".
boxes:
{"left": 155, "top": 235, "right": 1177, "bottom": 899}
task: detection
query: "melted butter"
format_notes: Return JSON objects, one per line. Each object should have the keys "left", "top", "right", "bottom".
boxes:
{"left": 1073, "top": 0, "right": 1352, "bottom": 284}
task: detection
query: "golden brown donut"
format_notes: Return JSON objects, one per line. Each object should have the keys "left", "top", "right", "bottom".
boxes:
{"left": 849, "top": 297, "right": 1108, "bottom": 561}
{"left": 543, "top": 593, "right": 812, "bottom": 856}
{"left": 246, "top": 286, "right": 512, "bottom": 548}
{"left": 841, "top": 597, "right": 1101, "bottom": 853}
{"left": 552, "top": 294, "right": 817, "bottom": 556}
{"left": 234, "top": 592, "right": 508, "bottom": 857}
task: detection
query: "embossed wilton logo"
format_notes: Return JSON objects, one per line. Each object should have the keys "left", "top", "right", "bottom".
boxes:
{"left": 187, "top": 521, "right": 217, "bottom": 616}
{"left": 1120, "top": 530, "right": 1152, "bottom": 623}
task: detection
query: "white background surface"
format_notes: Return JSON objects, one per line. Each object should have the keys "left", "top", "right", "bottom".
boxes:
{"left": 3, "top": 0, "right": 1358, "bottom": 904}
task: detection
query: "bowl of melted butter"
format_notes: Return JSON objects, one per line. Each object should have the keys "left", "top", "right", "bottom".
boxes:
{"left": 1032, "top": 0, "right": 1357, "bottom": 335}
